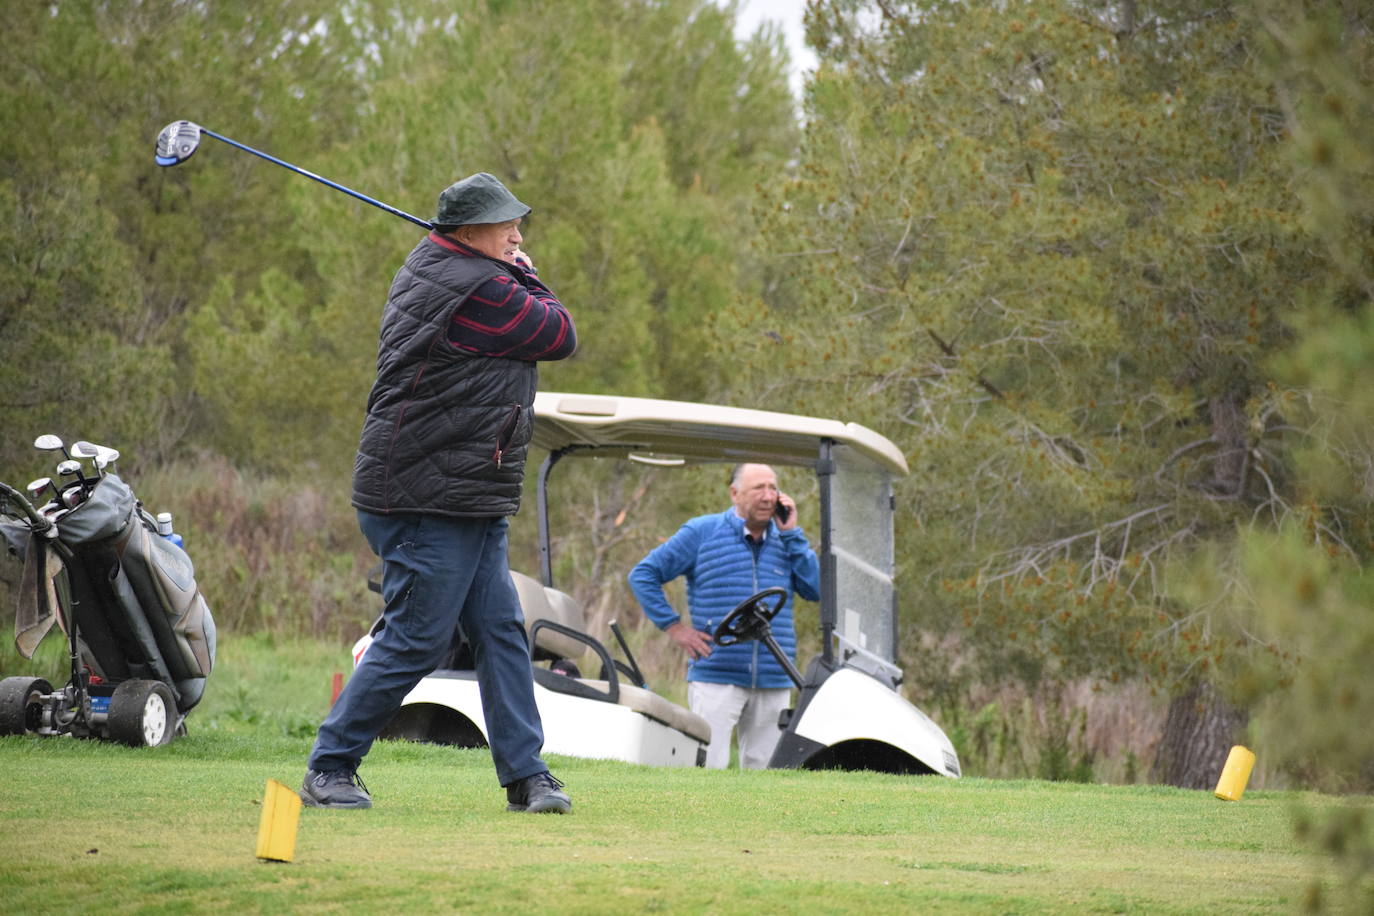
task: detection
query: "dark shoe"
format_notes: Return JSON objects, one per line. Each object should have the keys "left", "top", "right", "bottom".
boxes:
{"left": 506, "top": 772, "right": 571, "bottom": 814}
{"left": 301, "top": 768, "right": 372, "bottom": 809}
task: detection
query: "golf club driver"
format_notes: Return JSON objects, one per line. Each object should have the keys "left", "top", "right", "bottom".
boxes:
{"left": 71, "top": 441, "right": 98, "bottom": 478}
{"left": 73, "top": 441, "right": 120, "bottom": 479}
{"left": 154, "top": 120, "right": 433, "bottom": 230}
{"left": 34, "top": 434, "right": 71, "bottom": 461}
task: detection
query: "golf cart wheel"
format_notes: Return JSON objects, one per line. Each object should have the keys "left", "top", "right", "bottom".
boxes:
{"left": 108, "top": 680, "right": 176, "bottom": 747}
{"left": 0, "top": 677, "right": 53, "bottom": 735}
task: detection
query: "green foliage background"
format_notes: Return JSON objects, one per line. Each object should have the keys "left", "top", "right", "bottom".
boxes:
{"left": 2, "top": 0, "right": 1371, "bottom": 875}
{"left": 724, "top": 0, "right": 1326, "bottom": 698}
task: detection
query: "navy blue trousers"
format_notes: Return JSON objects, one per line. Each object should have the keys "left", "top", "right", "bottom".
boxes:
{"left": 307, "top": 511, "right": 548, "bottom": 787}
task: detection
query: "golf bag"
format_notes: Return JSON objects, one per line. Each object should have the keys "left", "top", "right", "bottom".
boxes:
{"left": 53, "top": 472, "right": 216, "bottom": 712}
{"left": 2, "top": 467, "right": 215, "bottom": 744}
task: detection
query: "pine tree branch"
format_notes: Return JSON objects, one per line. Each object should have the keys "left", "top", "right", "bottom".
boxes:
{"left": 926, "top": 327, "right": 1006, "bottom": 401}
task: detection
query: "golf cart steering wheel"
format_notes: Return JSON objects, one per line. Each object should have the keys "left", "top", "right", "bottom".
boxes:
{"left": 713, "top": 587, "right": 788, "bottom": 647}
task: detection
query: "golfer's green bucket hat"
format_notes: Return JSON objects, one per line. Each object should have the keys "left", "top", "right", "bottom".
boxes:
{"left": 432, "top": 172, "right": 530, "bottom": 228}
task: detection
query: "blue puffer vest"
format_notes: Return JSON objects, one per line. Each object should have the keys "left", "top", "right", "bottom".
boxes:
{"left": 629, "top": 510, "right": 821, "bottom": 689}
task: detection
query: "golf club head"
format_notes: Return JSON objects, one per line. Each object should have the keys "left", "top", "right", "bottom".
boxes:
{"left": 34, "top": 434, "right": 65, "bottom": 453}
{"left": 56, "top": 460, "right": 81, "bottom": 478}
{"left": 26, "top": 477, "right": 52, "bottom": 499}
{"left": 156, "top": 120, "right": 203, "bottom": 167}
{"left": 74, "top": 441, "right": 115, "bottom": 478}
{"left": 73, "top": 440, "right": 118, "bottom": 462}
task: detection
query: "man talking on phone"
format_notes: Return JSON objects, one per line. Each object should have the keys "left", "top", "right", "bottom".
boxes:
{"left": 628, "top": 464, "right": 819, "bottom": 768}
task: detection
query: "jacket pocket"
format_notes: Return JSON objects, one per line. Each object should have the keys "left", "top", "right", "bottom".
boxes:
{"left": 491, "top": 403, "right": 522, "bottom": 468}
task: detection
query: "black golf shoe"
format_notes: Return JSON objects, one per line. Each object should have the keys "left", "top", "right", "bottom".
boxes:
{"left": 300, "top": 768, "right": 372, "bottom": 809}
{"left": 505, "top": 772, "right": 571, "bottom": 814}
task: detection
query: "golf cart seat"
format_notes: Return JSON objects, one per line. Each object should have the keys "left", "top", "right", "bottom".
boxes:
{"left": 511, "top": 572, "right": 711, "bottom": 745}
{"left": 511, "top": 571, "right": 586, "bottom": 662}
{"left": 569, "top": 676, "right": 711, "bottom": 744}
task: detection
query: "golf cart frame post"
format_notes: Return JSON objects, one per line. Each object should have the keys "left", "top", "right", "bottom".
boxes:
{"left": 817, "top": 439, "right": 836, "bottom": 669}
{"left": 537, "top": 445, "right": 592, "bottom": 589}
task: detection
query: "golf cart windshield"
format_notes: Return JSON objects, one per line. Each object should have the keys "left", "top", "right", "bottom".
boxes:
{"left": 830, "top": 446, "right": 898, "bottom": 669}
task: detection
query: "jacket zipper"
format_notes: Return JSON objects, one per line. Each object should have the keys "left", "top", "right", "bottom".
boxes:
{"left": 751, "top": 544, "right": 760, "bottom": 689}
{"left": 492, "top": 404, "right": 522, "bottom": 468}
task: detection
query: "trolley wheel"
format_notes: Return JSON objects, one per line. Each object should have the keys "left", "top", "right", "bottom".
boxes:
{"left": 108, "top": 680, "right": 177, "bottom": 747}
{"left": 0, "top": 677, "right": 53, "bottom": 735}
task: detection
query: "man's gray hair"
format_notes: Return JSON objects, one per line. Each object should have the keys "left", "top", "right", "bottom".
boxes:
{"left": 729, "top": 463, "right": 776, "bottom": 487}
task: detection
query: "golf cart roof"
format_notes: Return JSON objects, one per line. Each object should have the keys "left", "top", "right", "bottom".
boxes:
{"left": 532, "top": 392, "right": 908, "bottom": 477}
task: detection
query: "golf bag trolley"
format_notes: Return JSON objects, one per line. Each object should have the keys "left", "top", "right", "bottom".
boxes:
{"left": 0, "top": 438, "right": 216, "bottom": 746}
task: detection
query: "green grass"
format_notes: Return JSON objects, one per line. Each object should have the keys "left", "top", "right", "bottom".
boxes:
{"left": 0, "top": 635, "right": 1361, "bottom": 913}
{"left": 0, "top": 737, "right": 1334, "bottom": 914}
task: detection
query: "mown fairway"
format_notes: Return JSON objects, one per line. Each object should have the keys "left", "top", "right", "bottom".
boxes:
{"left": 0, "top": 726, "right": 1341, "bottom": 914}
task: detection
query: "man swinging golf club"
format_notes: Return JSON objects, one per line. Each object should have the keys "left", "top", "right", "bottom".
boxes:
{"left": 302, "top": 173, "right": 577, "bottom": 813}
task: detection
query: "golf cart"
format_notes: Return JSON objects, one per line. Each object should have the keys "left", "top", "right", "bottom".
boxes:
{"left": 357, "top": 392, "right": 959, "bottom": 777}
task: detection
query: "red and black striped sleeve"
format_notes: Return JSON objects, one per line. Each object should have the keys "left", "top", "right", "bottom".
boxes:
{"left": 447, "top": 265, "right": 577, "bottom": 361}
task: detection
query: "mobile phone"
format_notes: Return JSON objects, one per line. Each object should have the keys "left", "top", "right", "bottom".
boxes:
{"left": 774, "top": 502, "right": 790, "bottom": 524}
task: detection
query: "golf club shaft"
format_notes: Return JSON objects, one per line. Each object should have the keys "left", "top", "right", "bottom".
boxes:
{"left": 199, "top": 128, "right": 433, "bottom": 231}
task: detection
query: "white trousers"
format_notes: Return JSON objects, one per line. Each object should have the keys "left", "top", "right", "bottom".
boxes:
{"left": 688, "top": 682, "right": 791, "bottom": 769}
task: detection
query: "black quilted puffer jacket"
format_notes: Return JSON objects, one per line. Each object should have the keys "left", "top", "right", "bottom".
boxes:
{"left": 351, "top": 236, "right": 537, "bottom": 518}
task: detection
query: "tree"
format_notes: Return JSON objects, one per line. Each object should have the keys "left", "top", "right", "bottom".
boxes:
{"left": 0, "top": 0, "right": 367, "bottom": 474}
{"left": 716, "top": 0, "right": 1330, "bottom": 786}
{"left": 1235, "top": 1, "right": 1374, "bottom": 906}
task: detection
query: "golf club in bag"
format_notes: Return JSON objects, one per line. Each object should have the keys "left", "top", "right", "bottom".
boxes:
{"left": 155, "top": 120, "right": 433, "bottom": 229}
{"left": 0, "top": 437, "right": 216, "bottom": 746}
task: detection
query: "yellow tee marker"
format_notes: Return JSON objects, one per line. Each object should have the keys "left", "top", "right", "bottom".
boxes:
{"left": 256, "top": 778, "right": 303, "bottom": 862}
{"left": 1214, "top": 745, "right": 1257, "bottom": 802}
